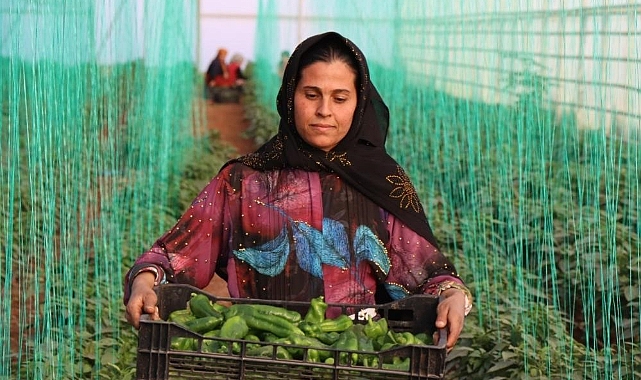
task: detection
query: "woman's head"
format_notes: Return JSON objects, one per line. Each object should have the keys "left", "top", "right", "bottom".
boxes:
{"left": 296, "top": 40, "right": 359, "bottom": 86}
{"left": 293, "top": 39, "right": 359, "bottom": 152}
{"left": 238, "top": 32, "right": 435, "bottom": 248}
{"left": 231, "top": 53, "right": 244, "bottom": 64}
{"left": 276, "top": 32, "right": 388, "bottom": 152}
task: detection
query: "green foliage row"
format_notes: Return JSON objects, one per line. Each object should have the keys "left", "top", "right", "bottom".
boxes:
{"left": 240, "top": 79, "right": 279, "bottom": 146}
{"left": 386, "top": 90, "right": 641, "bottom": 378}
{"left": 1, "top": 61, "right": 237, "bottom": 378}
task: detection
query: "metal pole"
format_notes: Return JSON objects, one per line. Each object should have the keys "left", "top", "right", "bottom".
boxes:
{"left": 196, "top": 0, "right": 201, "bottom": 71}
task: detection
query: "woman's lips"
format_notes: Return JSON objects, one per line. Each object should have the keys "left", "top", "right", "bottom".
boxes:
{"left": 310, "top": 123, "right": 334, "bottom": 130}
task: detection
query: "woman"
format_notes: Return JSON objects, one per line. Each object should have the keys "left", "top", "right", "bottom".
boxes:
{"left": 277, "top": 50, "right": 290, "bottom": 78}
{"left": 205, "top": 48, "right": 229, "bottom": 88}
{"left": 226, "top": 53, "right": 247, "bottom": 87}
{"left": 125, "top": 32, "right": 472, "bottom": 350}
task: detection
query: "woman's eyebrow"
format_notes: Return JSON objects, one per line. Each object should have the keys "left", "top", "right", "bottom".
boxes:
{"left": 301, "top": 86, "right": 352, "bottom": 93}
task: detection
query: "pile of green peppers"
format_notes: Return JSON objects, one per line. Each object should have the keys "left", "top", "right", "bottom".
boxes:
{"left": 166, "top": 293, "right": 431, "bottom": 371}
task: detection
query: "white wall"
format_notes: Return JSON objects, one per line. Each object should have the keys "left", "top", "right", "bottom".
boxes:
{"left": 198, "top": 1, "right": 259, "bottom": 72}
{"left": 397, "top": 1, "right": 641, "bottom": 136}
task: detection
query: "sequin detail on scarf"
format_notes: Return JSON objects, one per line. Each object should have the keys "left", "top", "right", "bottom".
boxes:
{"left": 238, "top": 135, "right": 286, "bottom": 169}
{"left": 386, "top": 165, "right": 421, "bottom": 213}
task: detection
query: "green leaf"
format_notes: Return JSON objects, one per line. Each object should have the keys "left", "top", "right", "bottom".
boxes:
{"left": 487, "top": 360, "right": 518, "bottom": 373}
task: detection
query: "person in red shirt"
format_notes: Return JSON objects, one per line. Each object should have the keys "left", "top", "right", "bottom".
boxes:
{"left": 226, "top": 53, "right": 247, "bottom": 88}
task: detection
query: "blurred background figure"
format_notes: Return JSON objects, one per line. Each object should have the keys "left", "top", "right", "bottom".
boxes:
{"left": 277, "top": 50, "right": 290, "bottom": 78}
{"left": 226, "top": 53, "right": 247, "bottom": 89}
{"left": 206, "top": 51, "right": 247, "bottom": 103}
{"left": 205, "top": 48, "right": 229, "bottom": 99}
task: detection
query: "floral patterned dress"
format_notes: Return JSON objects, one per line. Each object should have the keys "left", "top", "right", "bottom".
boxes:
{"left": 125, "top": 163, "right": 465, "bottom": 312}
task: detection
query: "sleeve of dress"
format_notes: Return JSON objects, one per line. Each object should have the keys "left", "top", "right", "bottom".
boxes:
{"left": 123, "top": 168, "right": 233, "bottom": 303}
{"left": 384, "top": 212, "right": 473, "bottom": 314}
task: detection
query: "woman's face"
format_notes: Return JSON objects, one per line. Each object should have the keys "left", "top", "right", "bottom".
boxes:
{"left": 294, "top": 60, "right": 357, "bottom": 152}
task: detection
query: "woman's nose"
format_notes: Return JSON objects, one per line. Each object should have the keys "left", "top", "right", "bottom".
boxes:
{"left": 316, "top": 100, "right": 331, "bottom": 117}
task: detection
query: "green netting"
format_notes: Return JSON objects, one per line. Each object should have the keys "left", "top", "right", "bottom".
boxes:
{"left": 1, "top": 1, "right": 201, "bottom": 379}
{"left": 251, "top": 1, "right": 640, "bottom": 378}
{"left": 1, "top": 0, "right": 640, "bottom": 379}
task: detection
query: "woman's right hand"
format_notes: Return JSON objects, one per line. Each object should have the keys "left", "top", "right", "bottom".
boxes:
{"left": 125, "top": 272, "right": 160, "bottom": 329}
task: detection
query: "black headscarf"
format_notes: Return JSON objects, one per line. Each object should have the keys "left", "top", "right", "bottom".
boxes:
{"left": 233, "top": 31, "right": 439, "bottom": 248}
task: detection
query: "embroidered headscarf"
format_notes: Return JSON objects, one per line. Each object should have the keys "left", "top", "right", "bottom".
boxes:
{"left": 233, "top": 31, "right": 439, "bottom": 248}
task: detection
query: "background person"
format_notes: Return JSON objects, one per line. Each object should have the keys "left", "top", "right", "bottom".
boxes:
{"left": 205, "top": 48, "right": 229, "bottom": 98}
{"left": 277, "top": 50, "right": 290, "bottom": 78}
{"left": 218, "top": 53, "right": 247, "bottom": 89}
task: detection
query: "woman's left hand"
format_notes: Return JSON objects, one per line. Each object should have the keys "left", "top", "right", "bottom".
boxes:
{"left": 433, "top": 288, "right": 467, "bottom": 350}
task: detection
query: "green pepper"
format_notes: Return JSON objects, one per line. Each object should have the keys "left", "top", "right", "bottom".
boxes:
{"left": 304, "top": 296, "right": 328, "bottom": 324}
{"left": 168, "top": 309, "right": 196, "bottom": 326}
{"left": 363, "top": 317, "right": 388, "bottom": 340}
{"left": 333, "top": 328, "right": 359, "bottom": 365}
{"left": 220, "top": 315, "right": 249, "bottom": 340}
{"left": 300, "top": 314, "right": 354, "bottom": 337}
{"left": 170, "top": 337, "right": 196, "bottom": 351}
{"left": 350, "top": 323, "right": 365, "bottom": 337}
{"left": 250, "top": 304, "right": 302, "bottom": 324}
{"left": 275, "top": 334, "right": 332, "bottom": 361}
{"left": 202, "top": 330, "right": 221, "bottom": 353}
{"left": 383, "top": 330, "right": 399, "bottom": 345}
{"left": 307, "top": 349, "right": 323, "bottom": 363}
{"left": 379, "top": 342, "right": 397, "bottom": 351}
{"left": 260, "top": 332, "right": 280, "bottom": 342}
{"left": 361, "top": 356, "right": 379, "bottom": 368}
{"left": 225, "top": 304, "right": 304, "bottom": 337}
{"left": 246, "top": 345, "right": 293, "bottom": 360}
{"left": 244, "top": 334, "right": 262, "bottom": 351}
{"left": 356, "top": 327, "right": 377, "bottom": 367}
{"left": 224, "top": 304, "right": 301, "bottom": 324}
{"left": 189, "top": 293, "right": 224, "bottom": 319}
{"left": 298, "top": 321, "right": 318, "bottom": 336}
{"left": 317, "top": 331, "right": 341, "bottom": 345}
{"left": 376, "top": 333, "right": 389, "bottom": 347}
{"left": 212, "top": 302, "right": 228, "bottom": 314}
{"left": 200, "top": 329, "right": 239, "bottom": 354}
{"left": 218, "top": 315, "right": 249, "bottom": 354}
{"left": 222, "top": 304, "right": 246, "bottom": 319}
{"left": 184, "top": 315, "right": 224, "bottom": 334}
{"left": 382, "top": 357, "right": 410, "bottom": 371}
{"left": 413, "top": 332, "right": 429, "bottom": 345}
{"left": 320, "top": 314, "right": 354, "bottom": 332}
{"left": 392, "top": 331, "right": 417, "bottom": 345}
{"left": 230, "top": 342, "right": 243, "bottom": 354}
{"left": 253, "top": 313, "right": 304, "bottom": 337}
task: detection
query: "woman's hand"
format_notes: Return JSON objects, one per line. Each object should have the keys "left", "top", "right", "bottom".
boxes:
{"left": 433, "top": 288, "right": 467, "bottom": 350}
{"left": 125, "top": 272, "right": 160, "bottom": 329}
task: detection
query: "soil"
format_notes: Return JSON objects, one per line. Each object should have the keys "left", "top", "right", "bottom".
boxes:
{"left": 198, "top": 97, "right": 257, "bottom": 298}
{"left": 201, "top": 98, "right": 256, "bottom": 156}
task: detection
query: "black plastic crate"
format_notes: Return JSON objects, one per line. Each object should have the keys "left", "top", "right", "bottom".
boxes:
{"left": 136, "top": 284, "right": 447, "bottom": 379}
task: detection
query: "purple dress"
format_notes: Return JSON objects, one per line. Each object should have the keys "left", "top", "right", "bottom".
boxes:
{"left": 124, "top": 163, "right": 465, "bottom": 313}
